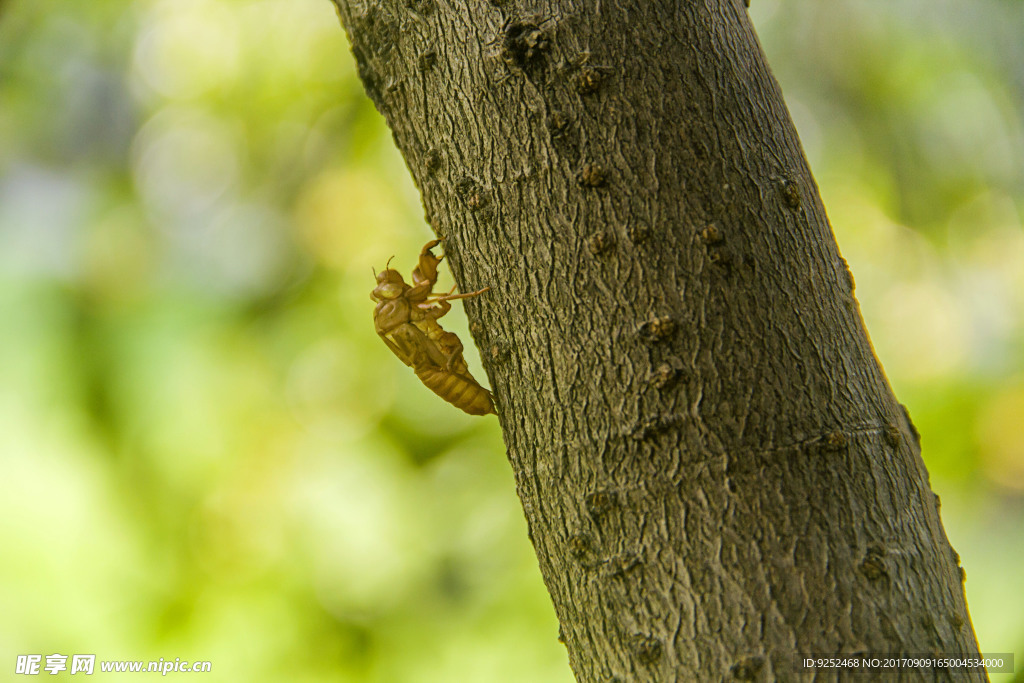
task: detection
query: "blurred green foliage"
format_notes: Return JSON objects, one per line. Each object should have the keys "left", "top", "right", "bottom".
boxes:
{"left": 0, "top": 0, "right": 1021, "bottom": 680}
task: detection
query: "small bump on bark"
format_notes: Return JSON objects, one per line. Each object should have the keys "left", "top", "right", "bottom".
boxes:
{"left": 638, "top": 316, "right": 677, "bottom": 343}
{"left": 502, "top": 19, "right": 549, "bottom": 71}
{"left": 633, "top": 635, "right": 663, "bottom": 665}
{"left": 403, "top": 0, "right": 434, "bottom": 15}
{"left": 573, "top": 65, "right": 604, "bottom": 94}
{"left": 700, "top": 223, "right": 723, "bottom": 245}
{"left": 417, "top": 49, "right": 437, "bottom": 71}
{"left": 568, "top": 533, "right": 593, "bottom": 561}
{"left": 823, "top": 430, "right": 847, "bottom": 452}
{"left": 949, "top": 613, "right": 965, "bottom": 631}
{"left": 627, "top": 223, "right": 650, "bottom": 243}
{"left": 730, "top": 655, "right": 764, "bottom": 680}
{"left": 423, "top": 147, "right": 442, "bottom": 175}
{"left": 455, "top": 177, "right": 489, "bottom": 211}
{"left": 467, "top": 191, "right": 488, "bottom": 211}
{"left": 631, "top": 415, "right": 682, "bottom": 441}
{"left": 650, "top": 363, "right": 679, "bottom": 389}
{"left": 584, "top": 489, "right": 617, "bottom": 518}
{"left": 578, "top": 161, "right": 608, "bottom": 187}
{"left": 547, "top": 110, "right": 570, "bottom": 135}
{"left": 602, "top": 552, "right": 641, "bottom": 578}
{"left": 778, "top": 176, "right": 801, "bottom": 209}
{"left": 860, "top": 544, "right": 888, "bottom": 582}
{"left": 588, "top": 230, "right": 615, "bottom": 255}
{"left": 840, "top": 257, "right": 856, "bottom": 293}
{"left": 487, "top": 340, "right": 511, "bottom": 364}
{"left": 546, "top": 110, "right": 581, "bottom": 161}
{"left": 883, "top": 422, "right": 901, "bottom": 447}
{"left": 707, "top": 246, "right": 731, "bottom": 266}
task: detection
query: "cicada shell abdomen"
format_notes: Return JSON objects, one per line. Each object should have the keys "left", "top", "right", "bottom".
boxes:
{"left": 414, "top": 366, "right": 496, "bottom": 416}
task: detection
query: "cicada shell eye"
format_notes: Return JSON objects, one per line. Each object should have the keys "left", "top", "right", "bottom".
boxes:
{"left": 373, "top": 282, "right": 404, "bottom": 300}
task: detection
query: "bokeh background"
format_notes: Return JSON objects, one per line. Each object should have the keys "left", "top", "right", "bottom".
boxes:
{"left": 0, "top": 0, "right": 1021, "bottom": 680}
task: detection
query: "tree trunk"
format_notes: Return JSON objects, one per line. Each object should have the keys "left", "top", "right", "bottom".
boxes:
{"left": 330, "top": 0, "right": 983, "bottom": 679}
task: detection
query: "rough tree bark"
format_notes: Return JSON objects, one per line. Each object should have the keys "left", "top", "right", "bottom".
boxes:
{"left": 331, "top": 0, "right": 983, "bottom": 680}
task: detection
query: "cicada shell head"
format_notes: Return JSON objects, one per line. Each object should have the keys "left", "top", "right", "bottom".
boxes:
{"left": 372, "top": 269, "right": 408, "bottom": 302}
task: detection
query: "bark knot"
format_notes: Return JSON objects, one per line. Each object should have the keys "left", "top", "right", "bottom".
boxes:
{"left": 777, "top": 176, "right": 801, "bottom": 209}
{"left": 638, "top": 316, "right": 677, "bottom": 343}
{"left": 632, "top": 635, "right": 662, "bottom": 665}
{"left": 578, "top": 162, "right": 608, "bottom": 187}
{"left": 502, "top": 20, "right": 549, "bottom": 71}
{"left": 650, "top": 363, "right": 680, "bottom": 389}
{"left": 588, "top": 231, "right": 615, "bottom": 255}
{"left": 860, "top": 543, "right": 888, "bottom": 582}
{"left": 730, "top": 655, "right": 764, "bottom": 680}
{"left": 701, "top": 223, "right": 723, "bottom": 245}
{"left": 584, "top": 489, "right": 617, "bottom": 518}
{"left": 573, "top": 65, "right": 604, "bottom": 95}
